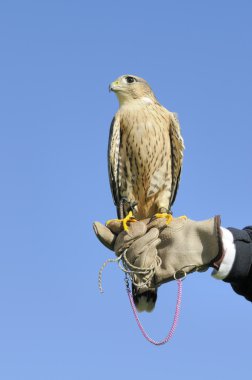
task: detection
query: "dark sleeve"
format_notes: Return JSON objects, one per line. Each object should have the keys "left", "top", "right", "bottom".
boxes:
{"left": 224, "top": 226, "right": 252, "bottom": 302}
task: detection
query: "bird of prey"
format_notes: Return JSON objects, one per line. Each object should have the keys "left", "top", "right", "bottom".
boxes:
{"left": 107, "top": 74, "right": 184, "bottom": 312}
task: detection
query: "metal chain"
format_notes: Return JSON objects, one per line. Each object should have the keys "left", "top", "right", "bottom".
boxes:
{"left": 98, "top": 253, "right": 182, "bottom": 346}
{"left": 124, "top": 273, "right": 182, "bottom": 346}
{"left": 98, "top": 249, "right": 161, "bottom": 293}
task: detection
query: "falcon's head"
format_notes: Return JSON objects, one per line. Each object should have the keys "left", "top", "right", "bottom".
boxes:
{"left": 109, "top": 75, "right": 156, "bottom": 106}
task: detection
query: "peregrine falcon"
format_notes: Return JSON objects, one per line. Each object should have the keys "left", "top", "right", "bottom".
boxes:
{"left": 107, "top": 74, "right": 184, "bottom": 312}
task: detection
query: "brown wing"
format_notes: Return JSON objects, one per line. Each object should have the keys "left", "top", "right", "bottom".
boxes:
{"left": 107, "top": 114, "right": 121, "bottom": 217}
{"left": 169, "top": 113, "right": 184, "bottom": 207}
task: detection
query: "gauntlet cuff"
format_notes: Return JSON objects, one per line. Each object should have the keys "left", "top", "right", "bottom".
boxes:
{"left": 209, "top": 215, "right": 224, "bottom": 270}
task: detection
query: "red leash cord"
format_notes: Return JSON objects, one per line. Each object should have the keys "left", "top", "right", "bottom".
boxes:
{"left": 98, "top": 256, "right": 182, "bottom": 345}
{"left": 125, "top": 274, "right": 182, "bottom": 346}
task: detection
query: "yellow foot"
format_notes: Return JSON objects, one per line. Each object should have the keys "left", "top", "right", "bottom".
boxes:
{"left": 154, "top": 214, "right": 187, "bottom": 224}
{"left": 122, "top": 211, "right": 137, "bottom": 231}
{"left": 106, "top": 211, "right": 137, "bottom": 231}
{"left": 178, "top": 215, "right": 187, "bottom": 220}
{"left": 154, "top": 213, "right": 173, "bottom": 224}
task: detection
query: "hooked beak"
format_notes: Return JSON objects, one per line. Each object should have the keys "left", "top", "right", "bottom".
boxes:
{"left": 109, "top": 80, "right": 119, "bottom": 92}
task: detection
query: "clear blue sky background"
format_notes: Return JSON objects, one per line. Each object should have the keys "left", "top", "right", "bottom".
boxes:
{"left": 0, "top": 1, "right": 252, "bottom": 379}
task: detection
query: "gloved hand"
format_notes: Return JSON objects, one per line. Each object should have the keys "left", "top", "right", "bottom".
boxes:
{"left": 93, "top": 216, "right": 223, "bottom": 288}
{"left": 93, "top": 217, "right": 164, "bottom": 254}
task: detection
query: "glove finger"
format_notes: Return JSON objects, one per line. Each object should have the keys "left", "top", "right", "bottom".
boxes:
{"left": 126, "top": 228, "right": 160, "bottom": 261}
{"left": 130, "top": 241, "right": 161, "bottom": 291}
{"left": 114, "top": 221, "right": 147, "bottom": 254}
{"left": 147, "top": 218, "right": 167, "bottom": 231}
{"left": 131, "top": 238, "right": 161, "bottom": 268}
{"left": 105, "top": 220, "right": 124, "bottom": 235}
{"left": 106, "top": 218, "right": 152, "bottom": 235}
{"left": 93, "top": 222, "right": 116, "bottom": 251}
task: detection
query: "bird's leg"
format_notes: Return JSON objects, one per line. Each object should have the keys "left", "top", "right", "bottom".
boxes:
{"left": 121, "top": 199, "right": 138, "bottom": 230}
{"left": 178, "top": 215, "right": 187, "bottom": 220}
{"left": 121, "top": 210, "right": 137, "bottom": 231}
{"left": 128, "top": 200, "right": 138, "bottom": 214}
{"left": 155, "top": 208, "right": 187, "bottom": 224}
{"left": 154, "top": 207, "right": 173, "bottom": 224}
{"left": 106, "top": 199, "right": 138, "bottom": 231}
{"left": 106, "top": 211, "right": 137, "bottom": 231}
{"left": 122, "top": 200, "right": 139, "bottom": 230}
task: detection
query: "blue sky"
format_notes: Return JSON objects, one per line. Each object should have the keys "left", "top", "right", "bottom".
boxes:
{"left": 0, "top": 1, "right": 252, "bottom": 379}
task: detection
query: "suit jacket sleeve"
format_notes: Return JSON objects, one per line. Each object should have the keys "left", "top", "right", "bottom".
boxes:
{"left": 224, "top": 226, "right": 252, "bottom": 301}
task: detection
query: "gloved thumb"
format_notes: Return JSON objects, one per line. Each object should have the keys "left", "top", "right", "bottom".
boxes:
{"left": 93, "top": 222, "right": 116, "bottom": 251}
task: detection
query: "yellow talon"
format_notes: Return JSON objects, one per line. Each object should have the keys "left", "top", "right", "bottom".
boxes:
{"left": 154, "top": 213, "right": 173, "bottom": 224}
{"left": 106, "top": 211, "right": 137, "bottom": 231}
{"left": 122, "top": 211, "right": 137, "bottom": 231}
{"left": 179, "top": 215, "right": 187, "bottom": 220}
{"left": 154, "top": 213, "right": 187, "bottom": 225}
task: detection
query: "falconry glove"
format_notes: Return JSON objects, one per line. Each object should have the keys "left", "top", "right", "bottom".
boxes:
{"left": 93, "top": 216, "right": 223, "bottom": 289}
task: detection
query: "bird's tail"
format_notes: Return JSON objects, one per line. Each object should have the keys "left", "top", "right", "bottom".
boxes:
{"left": 132, "top": 285, "right": 157, "bottom": 312}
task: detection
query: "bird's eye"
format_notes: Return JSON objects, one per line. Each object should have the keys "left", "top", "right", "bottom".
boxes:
{"left": 125, "top": 76, "right": 136, "bottom": 84}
